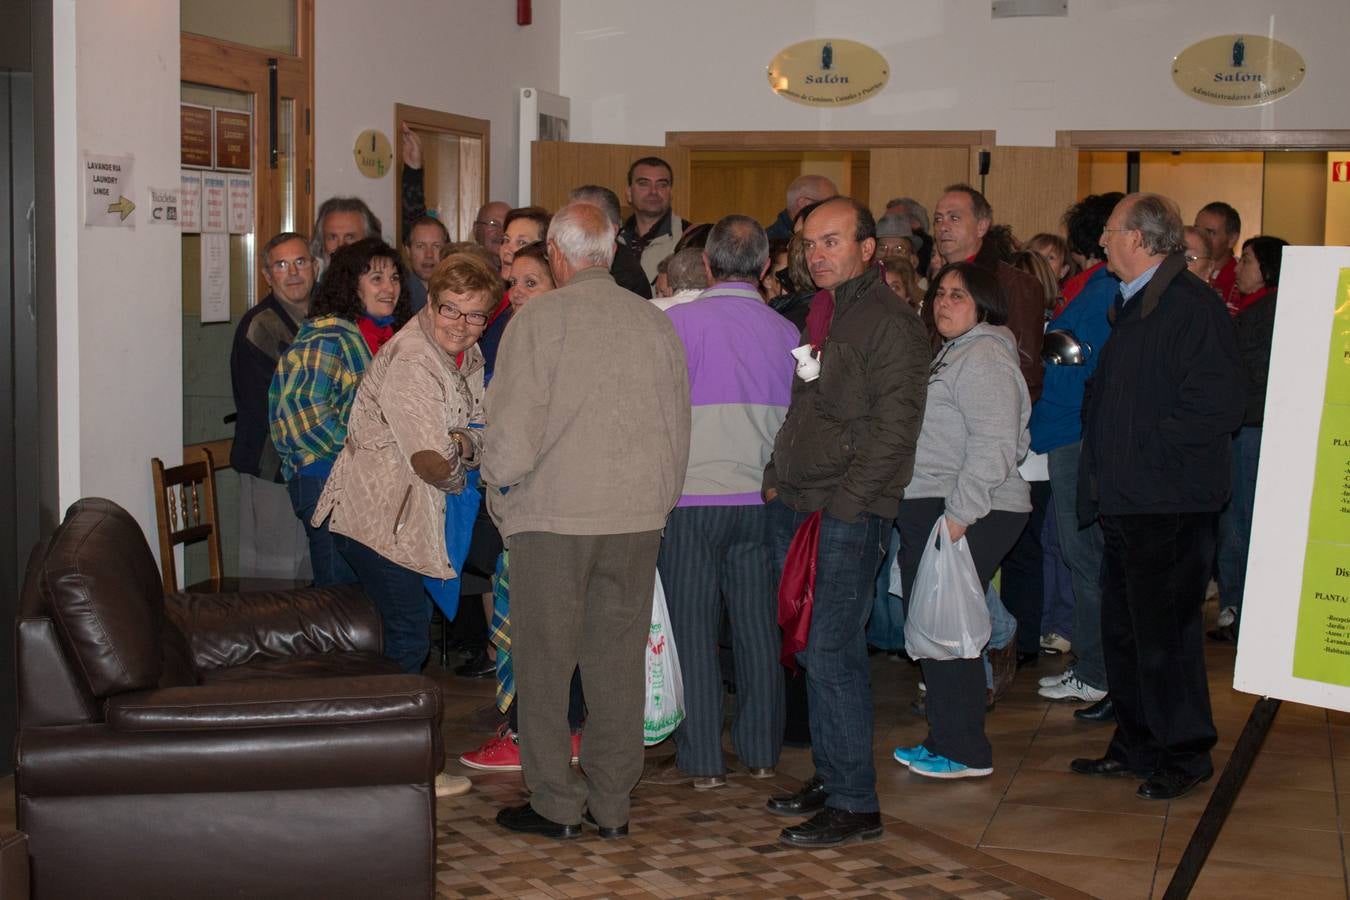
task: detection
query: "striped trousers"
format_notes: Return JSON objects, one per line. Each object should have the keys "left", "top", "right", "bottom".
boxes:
{"left": 657, "top": 504, "right": 784, "bottom": 775}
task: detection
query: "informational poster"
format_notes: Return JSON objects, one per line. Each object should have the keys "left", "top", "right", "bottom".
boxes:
{"left": 227, "top": 174, "right": 252, "bottom": 234}
{"left": 83, "top": 152, "right": 135, "bottom": 227}
{"left": 1234, "top": 247, "right": 1350, "bottom": 711}
{"left": 214, "top": 109, "right": 251, "bottom": 172}
{"left": 201, "top": 172, "right": 228, "bottom": 233}
{"left": 199, "top": 231, "right": 231, "bottom": 324}
{"left": 147, "top": 186, "right": 179, "bottom": 226}
{"left": 179, "top": 170, "right": 202, "bottom": 232}
{"left": 180, "top": 103, "right": 213, "bottom": 168}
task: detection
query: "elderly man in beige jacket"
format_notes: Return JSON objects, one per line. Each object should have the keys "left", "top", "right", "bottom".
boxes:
{"left": 483, "top": 201, "right": 690, "bottom": 840}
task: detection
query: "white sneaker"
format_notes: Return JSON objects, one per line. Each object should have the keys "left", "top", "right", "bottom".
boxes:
{"left": 1039, "top": 675, "right": 1107, "bottom": 703}
{"left": 1217, "top": 606, "right": 1236, "bottom": 628}
{"left": 1040, "top": 632, "right": 1072, "bottom": 654}
{"left": 1039, "top": 666, "right": 1075, "bottom": 688}
{"left": 434, "top": 772, "right": 472, "bottom": 798}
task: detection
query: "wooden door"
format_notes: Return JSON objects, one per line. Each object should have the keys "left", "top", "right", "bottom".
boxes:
{"left": 975, "top": 147, "right": 1079, "bottom": 242}
{"left": 531, "top": 141, "right": 690, "bottom": 221}
{"left": 868, "top": 147, "right": 972, "bottom": 219}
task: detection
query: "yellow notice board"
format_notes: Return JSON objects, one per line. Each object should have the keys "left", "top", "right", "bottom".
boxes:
{"left": 1291, "top": 269, "right": 1350, "bottom": 684}
{"left": 1234, "top": 249, "right": 1350, "bottom": 710}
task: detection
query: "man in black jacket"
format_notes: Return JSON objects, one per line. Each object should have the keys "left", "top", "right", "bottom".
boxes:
{"left": 229, "top": 231, "right": 315, "bottom": 580}
{"left": 1071, "top": 193, "right": 1244, "bottom": 801}
{"left": 761, "top": 197, "right": 930, "bottom": 847}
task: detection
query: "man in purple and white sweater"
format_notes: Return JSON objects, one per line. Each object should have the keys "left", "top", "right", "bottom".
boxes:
{"left": 648, "top": 215, "right": 801, "bottom": 789}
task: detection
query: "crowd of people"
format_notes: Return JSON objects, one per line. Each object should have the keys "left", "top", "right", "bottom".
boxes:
{"left": 229, "top": 146, "right": 1282, "bottom": 848}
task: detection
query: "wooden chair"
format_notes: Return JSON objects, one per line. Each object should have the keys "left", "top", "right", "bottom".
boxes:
{"left": 151, "top": 447, "right": 223, "bottom": 593}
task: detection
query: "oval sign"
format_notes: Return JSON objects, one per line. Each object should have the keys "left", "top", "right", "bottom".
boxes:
{"left": 353, "top": 128, "right": 393, "bottom": 179}
{"left": 768, "top": 39, "right": 889, "bottom": 108}
{"left": 1172, "top": 34, "right": 1305, "bottom": 107}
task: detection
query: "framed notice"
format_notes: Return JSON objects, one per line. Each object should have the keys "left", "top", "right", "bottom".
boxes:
{"left": 199, "top": 231, "right": 231, "bottom": 324}
{"left": 181, "top": 103, "right": 212, "bottom": 168}
{"left": 227, "top": 174, "right": 252, "bottom": 234}
{"left": 214, "top": 109, "right": 252, "bottom": 172}
{"left": 1233, "top": 247, "right": 1350, "bottom": 711}
{"left": 201, "top": 172, "right": 228, "bottom": 233}
{"left": 179, "top": 170, "right": 202, "bottom": 232}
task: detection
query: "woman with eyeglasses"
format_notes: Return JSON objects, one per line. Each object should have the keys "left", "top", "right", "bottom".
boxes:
{"left": 269, "top": 237, "right": 414, "bottom": 586}
{"left": 313, "top": 250, "right": 500, "bottom": 679}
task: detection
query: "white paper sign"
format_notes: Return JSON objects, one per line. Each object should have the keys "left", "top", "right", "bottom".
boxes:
{"left": 227, "top": 174, "right": 252, "bottom": 234}
{"left": 199, "top": 231, "right": 231, "bottom": 324}
{"left": 179, "top": 170, "right": 202, "bottom": 233}
{"left": 201, "top": 172, "right": 228, "bottom": 233}
{"left": 147, "top": 186, "right": 179, "bottom": 226}
{"left": 83, "top": 152, "right": 135, "bottom": 227}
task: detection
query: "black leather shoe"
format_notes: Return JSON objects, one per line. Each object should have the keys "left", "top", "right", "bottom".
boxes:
{"left": 779, "top": 807, "right": 883, "bottom": 847}
{"left": 1073, "top": 697, "right": 1115, "bottom": 723}
{"left": 495, "top": 803, "right": 581, "bottom": 839}
{"left": 765, "top": 774, "right": 827, "bottom": 817}
{"left": 582, "top": 809, "right": 628, "bottom": 838}
{"left": 455, "top": 650, "right": 496, "bottom": 678}
{"left": 1070, "top": 756, "right": 1132, "bottom": 777}
{"left": 1137, "top": 768, "right": 1211, "bottom": 801}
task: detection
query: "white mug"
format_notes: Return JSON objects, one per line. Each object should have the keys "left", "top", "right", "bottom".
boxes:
{"left": 790, "top": 344, "right": 821, "bottom": 382}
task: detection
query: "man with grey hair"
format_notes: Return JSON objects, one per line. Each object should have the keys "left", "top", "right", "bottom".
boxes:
{"left": 646, "top": 215, "right": 799, "bottom": 791}
{"left": 1071, "top": 192, "right": 1244, "bottom": 802}
{"left": 651, "top": 248, "right": 708, "bottom": 311}
{"left": 484, "top": 201, "right": 690, "bottom": 839}
{"left": 311, "top": 196, "right": 382, "bottom": 268}
{"left": 765, "top": 174, "right": 839, "bottom": 241}
{"left": 570, "top": 184, "right": 652, "bottom": 298}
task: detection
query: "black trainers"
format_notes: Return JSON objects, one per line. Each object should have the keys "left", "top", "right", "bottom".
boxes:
{"left": 779, "top": 807, "right": 883, "bottom": 847}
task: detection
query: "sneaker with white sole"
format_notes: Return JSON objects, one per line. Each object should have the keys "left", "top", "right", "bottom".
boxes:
{"left": 1039, "top": 675, "right": 1107, "bottom": 702}
{"left": 892, "top": 744, "right": 930, "bottom": 768}
{"left": 1039, "top": 632, "right": 1072, "bottom": 654}
{"left": 1216, "top": 606, "right": 1236, "bottom": 628}
{"left": 1038, "top": 666, "right": 1075, "bottom": 689}
{"left": 908, "top": 751, "right": 992, "bottom": 779}
{"left": 434, "top": 772, "right": 472, "bottom": 798}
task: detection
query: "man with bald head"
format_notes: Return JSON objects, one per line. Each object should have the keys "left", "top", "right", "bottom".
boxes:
{"left": 765, "top": 173, "right": 839, "bottom": 242}
{"left": 473, "top": 200, "right": 511, "bottom": 265}
{"left": 762, "top": 196, "right": 930, "bottom": 847}
{"left": 484, "top": 202, "right": 690, "bottom": 840}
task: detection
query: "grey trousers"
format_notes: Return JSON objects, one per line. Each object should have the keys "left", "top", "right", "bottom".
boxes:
{"left": 238, "top": 473, "right": 312, "bottom": 581}
{"left": 657, "top": 504, "right": 784, "bottom": 775}
{"left": 511, "top": 529, "right": 661, "bottom": 828}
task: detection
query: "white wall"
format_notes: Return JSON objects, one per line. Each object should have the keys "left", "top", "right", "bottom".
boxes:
{"left": 53, "top": 0, "right": 183, "bottom": 544}
{"left": 314, "top": 0, "right": 561, "bottom": 233}
{"left": 560, "top": 0, "right": 1350, "bottom": 147}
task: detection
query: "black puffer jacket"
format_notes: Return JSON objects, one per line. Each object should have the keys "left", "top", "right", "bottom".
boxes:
{"left": 1234, "top": 290, "right": 1276, "bottom": 426}
{"left": 764, "top": 265, "right": 931, "bottom": 522}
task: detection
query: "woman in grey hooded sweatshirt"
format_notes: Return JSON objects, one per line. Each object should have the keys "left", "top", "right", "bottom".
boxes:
{"left": 892, "top": 262, "right": 1032, "bottom": 780}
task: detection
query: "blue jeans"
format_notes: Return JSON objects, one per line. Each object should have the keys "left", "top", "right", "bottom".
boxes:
{"left": 1216, "top": 426, "right": 1261, "bottom": 621}
{"left": 982, "top": 585, "right": 1019, "bottom": 689}
{"left": 1047, "top": 442, "right": 1107, "bottom": 691}
{"left": 287, "top": 474, "right": 357, "bottom": 587}
{"left": 333, "top": 534, "right": 431, "bottom": 674}
{"left": 768, "top": 499, "right": 884, "bottom": 813}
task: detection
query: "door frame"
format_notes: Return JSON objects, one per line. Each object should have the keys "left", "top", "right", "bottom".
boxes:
{"left": 392, "top": 103, "right": 490, "bottom": 245}
{"left": 1058, "top": 129, "right": 1350, "bottom": 151}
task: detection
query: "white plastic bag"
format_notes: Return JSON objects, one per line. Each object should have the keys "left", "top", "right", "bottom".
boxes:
{"left": 644, "top": 573, "right": 686, "bottom": 745}
{"left": 903, "top": 517, "right": 991, "bottom": 660}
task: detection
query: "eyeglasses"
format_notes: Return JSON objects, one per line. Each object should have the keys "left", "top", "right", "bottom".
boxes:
{"left": 435, "top": 303, "right": 490, "bottom": 326}
{"left": 474, "top": 218, "right": 504, "bottom": 230}
{"left": 1184, "top": 253, "right": 1210, "bottom": 264}
{"left": 268, "top": 256, "right": 313, "bottom": 274}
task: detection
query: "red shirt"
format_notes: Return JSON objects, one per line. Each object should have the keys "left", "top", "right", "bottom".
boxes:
{"left": 1055, "top": 261, "right": 1106, "bottom": 317}
{"left": 1209, "top": 257, "right": 1241, "bottom": 316}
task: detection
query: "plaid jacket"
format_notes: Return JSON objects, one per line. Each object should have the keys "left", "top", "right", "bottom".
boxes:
{"left": 268, "top": 315, "right": 371, "bottom": 481}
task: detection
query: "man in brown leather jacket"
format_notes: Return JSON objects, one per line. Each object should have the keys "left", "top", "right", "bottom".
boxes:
{"left": 761, "top": 197, "right": 931, "bottom": 847}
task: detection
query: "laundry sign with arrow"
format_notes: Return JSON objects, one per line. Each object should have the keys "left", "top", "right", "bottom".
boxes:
{"left": 83, "top": 151, "right": 137, "bottom": 227}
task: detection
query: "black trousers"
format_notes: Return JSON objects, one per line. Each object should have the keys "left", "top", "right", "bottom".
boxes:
{"left": 1101, "top": 512, "right": 1218, "bottom": 779}
{"left": 1000, "top": 480, "right": 1052, "bottom": 655}
{"left": 897, "top": 498, "right": 1027, "bottom": 769}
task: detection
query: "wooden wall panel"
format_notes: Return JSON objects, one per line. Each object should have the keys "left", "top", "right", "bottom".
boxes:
{"left": 979, "top": 147, "right": 1079, "bottom": 241}
{"left": 530, "top": 141, "right": 689, "bottom": 220}
{"left": 868, "top": 148, "right": 972, "bottom": 220}
{"left": 689, "top": 155, "right": 800, "bottom": 225}
{"left": 1139, "top": 151, "right": 1263, "bottom": 247}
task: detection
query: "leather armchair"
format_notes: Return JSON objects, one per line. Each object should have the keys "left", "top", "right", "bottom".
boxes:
{"left": 15, "top": 498, "right": 445, "bottom": 900}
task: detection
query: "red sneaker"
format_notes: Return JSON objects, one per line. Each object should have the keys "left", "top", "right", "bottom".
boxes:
{"left": 459, "top": 724, "right": 521, "bottom": 772}
{"left": 570, "top": 730, "right": 582, "bottom": 765}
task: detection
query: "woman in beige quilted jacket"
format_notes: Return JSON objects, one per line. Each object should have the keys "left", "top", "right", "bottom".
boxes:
{"left": 315, "top": 251, "right": 504, "bottom": 676}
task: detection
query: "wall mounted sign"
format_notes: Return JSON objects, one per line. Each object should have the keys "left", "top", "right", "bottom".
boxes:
{"left": 147, "top": 186, "right": 179, "bottom": 226}
{"left": 353, "top": 129, "right": 393, "bottom": 178}
{"left": 180, "top": 170, "right": 202, "bottom": 233}
{"left": 214, "top": 109, "right": 252, "bottom": 172}
{"left": 83, "top": 152, "right": 135, "bottom": 228}
{"left": 767, "top": 39, "right": 889, "bottom": 108}
{"left": 1173, "top": 34, "right": 1305, "bottom": 107}
{"left": 201, "top": 172, "right": 228, "bottom": 233}
{"left": 180, "top": 104, "right": 213, "bottom": 168}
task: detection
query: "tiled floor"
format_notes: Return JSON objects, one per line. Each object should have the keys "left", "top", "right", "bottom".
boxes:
{"left": 6, "top": 598, "right": 1350, "bottom": 898}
